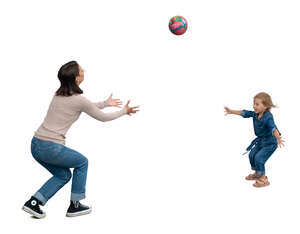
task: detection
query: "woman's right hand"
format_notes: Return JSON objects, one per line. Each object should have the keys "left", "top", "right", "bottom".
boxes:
{"left": 125, "top": 100, "right": 139, "bottom": 116}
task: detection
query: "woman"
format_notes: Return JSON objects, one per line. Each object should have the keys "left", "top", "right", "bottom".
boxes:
{"left": 22, "top": 61, "right": 139, "bottom": 218}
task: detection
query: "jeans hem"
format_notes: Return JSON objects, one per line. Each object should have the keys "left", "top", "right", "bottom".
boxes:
{"left": 71, "top": 192, "right": 85, "bottom": 201}
{"left": 256, "top": 171, "right": 265, "bottom": 176}
{"left": 33, "top": 191, "right": 47, "bottom": 205}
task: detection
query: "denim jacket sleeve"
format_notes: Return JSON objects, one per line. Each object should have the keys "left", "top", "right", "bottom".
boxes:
{"left": 241, "top": 110, "right": 255, "bottom": 118}
{"left": 265, "top": 115, "right": 280, "bottom": 136}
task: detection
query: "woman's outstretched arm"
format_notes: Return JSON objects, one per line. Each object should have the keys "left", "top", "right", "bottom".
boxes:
{"left": 81, "top": 96, "right": 127, "bottom": 122}
{"left": 93, "top": 93, "right": 122, "bottom": 109}
{"left": 93, "top": 101, "right": 108, "bottom": 109}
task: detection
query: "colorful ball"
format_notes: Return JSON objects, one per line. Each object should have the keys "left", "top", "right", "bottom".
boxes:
{"left": 169, "top": 16, "right": 188, "bottom": 35}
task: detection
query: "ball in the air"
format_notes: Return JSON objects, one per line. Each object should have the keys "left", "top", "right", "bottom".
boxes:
{"left": 169, "top": 16, "right": 188, "bottom": 35}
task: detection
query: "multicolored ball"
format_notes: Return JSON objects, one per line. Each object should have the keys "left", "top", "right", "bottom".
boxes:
{"left": 169, "top": 16, "right": 188, "bottom": 35}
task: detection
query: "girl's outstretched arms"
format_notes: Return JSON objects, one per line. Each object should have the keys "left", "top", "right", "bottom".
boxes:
{"left": 224, "top": 106, "right": 242, "bottom": 116}
{"left": 273, "top": 129, "right": 285, "bottom": 148}
{"left": 266, "top": 115, "right": 285, "bottom": 147}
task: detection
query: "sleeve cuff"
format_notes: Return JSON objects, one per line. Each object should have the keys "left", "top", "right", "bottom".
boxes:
{"left": 272, "top": 127, "right": 281, "bottom": 136}
{"left": 122, "top": 107, "right": 128, "bottom": 115}
{"left": 271, "top": 127, "right": 276, "bottom": 136}
{"left": 104, "top": 99, "right": 109, "bottom": 107}
{"left": 241, "top": 110, "right": 246, "bottom": 117}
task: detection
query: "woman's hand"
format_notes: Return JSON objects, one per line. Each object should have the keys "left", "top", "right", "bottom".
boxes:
{"left": 125, "top": 100, "right": 139, "bottom": 115}
{"left": 106, "top": 93, "right": 123, "bottom": 108}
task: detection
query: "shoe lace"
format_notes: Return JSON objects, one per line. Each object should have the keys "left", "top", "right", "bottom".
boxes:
{"left": 73, "top": 201, "right": 80, "bottom": 208}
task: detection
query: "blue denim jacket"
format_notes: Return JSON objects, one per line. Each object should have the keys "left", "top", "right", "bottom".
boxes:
{"left": 241, "top": 110, "right": 280, "bottom": 152}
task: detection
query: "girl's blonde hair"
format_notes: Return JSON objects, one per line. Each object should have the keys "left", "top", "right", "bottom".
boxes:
{"left": 254, "top": 92, "right": 276, "bottom": 111}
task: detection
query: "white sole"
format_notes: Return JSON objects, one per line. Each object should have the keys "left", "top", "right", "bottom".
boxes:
{"left": 66, "top": 208, "right": 92, "bottom": 217}
{"left": 22, "top": 206, "right": 46, "bottom": 219}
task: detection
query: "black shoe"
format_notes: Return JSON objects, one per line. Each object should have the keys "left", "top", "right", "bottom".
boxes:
{"left": 22, "top": 196, "right": 46, "bottom": 219}
{"left": 66, "top": 201, "right": 92, "bottom": 217}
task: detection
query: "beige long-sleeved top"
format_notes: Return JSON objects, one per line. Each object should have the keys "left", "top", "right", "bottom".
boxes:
{"left": 34, "top": 93, "right": 128, "bottom": 145}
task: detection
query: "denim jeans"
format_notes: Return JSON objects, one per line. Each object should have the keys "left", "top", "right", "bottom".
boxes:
{"left": 248, "top": 142, "right": 277, "bottom": 176}
{"left": 31, "top": 137, "right": 88, "bottom": 205}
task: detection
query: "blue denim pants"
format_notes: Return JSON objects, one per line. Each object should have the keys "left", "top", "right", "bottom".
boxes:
{"left": 31, "top": 137, "right": 88, "bottom": 205}
{"left": 248, "top": 142, "right": 277, "bottom": 176}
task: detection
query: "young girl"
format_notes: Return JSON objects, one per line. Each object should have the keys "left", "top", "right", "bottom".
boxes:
{"left": 22, "top": 61, "right": 139, "bottom": 218}
{"left": 224, "top": 92, "right": 284, "bottom": 187}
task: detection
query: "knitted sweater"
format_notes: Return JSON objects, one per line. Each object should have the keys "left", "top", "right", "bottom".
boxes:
{"left": 34, "top": 93, "right": 127, "bottom": 145}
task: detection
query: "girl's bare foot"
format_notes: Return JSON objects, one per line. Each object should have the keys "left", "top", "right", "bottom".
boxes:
{"left": 245, "top": 172, "right": 259, "bottom": 180}
{"left": 253, "top": 175, "right": 270, "bottom": 187}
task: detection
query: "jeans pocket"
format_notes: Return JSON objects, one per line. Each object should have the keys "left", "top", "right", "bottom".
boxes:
{"left": 36, "top": 144, "right": 64, "bottom": 163}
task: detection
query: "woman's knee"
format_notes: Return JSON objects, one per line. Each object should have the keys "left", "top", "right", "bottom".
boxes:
{"left": 83, "top": 157, "right": 88, "bottom": 167}
{"left": 58, "top": 169, "right": 72, "bottom": 183}
{"left": 78, "top": 156, "right": 88, "bottom": 169}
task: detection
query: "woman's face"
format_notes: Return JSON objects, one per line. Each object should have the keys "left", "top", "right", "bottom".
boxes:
{"left": 253, "top": 98, "right": 266, "bottom": 114}
{"left": 76, "top": 65, "right": 84, "bottom": 85}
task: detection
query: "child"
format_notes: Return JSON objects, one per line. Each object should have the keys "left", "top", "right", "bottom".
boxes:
{"left": 224, "top": 92, "right": 284, "bottom": 187}
{"left": 22, "top": 61, "right": 139, "bottom": 218}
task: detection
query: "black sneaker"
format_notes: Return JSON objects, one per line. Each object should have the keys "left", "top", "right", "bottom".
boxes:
{"left": 66, "top": 201, "right": 92, "bottom": 217}
{"left": 22, "top": 196, "right": 46, "bottom": 219}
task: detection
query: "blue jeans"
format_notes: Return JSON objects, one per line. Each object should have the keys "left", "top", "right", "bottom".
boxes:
{"left": 248, "top": 143, "right": 277, "bottom": 176}
{"left": 31, "top": 137, "right": 88, "bottom": 205}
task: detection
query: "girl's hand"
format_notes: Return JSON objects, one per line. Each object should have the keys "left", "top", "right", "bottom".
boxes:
{"left": 276, "top": 136, "right": 285, "bottom": 148}
{"left": 106, "top": 93, "right": 122, "bottom": 108}
{"left": 224, "top": 106, "right": 232, "bottom": 115}
{"left": 125, "top": 100, "right": 139, "bottom": 116}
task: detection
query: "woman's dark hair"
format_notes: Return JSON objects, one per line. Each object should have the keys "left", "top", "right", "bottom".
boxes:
{"left": 55, "top": 61, "right": 83, "bottom": 96}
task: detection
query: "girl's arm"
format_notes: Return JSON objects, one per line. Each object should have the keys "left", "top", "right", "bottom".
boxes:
{"left": 224, "top": 107, "right": 242, "bottom": 116}
{"left": 225, "top": 107, "right": 255, "bottom": 118}
{"left": 274, "top": 129, "right": 285, "bottom": 147}
{"left": 266, "top": 117, "right": 285, "bottom": 147}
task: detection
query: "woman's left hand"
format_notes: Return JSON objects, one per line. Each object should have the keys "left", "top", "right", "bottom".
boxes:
{"left": 106, "top": 93, "right": 123, "bottom": 107}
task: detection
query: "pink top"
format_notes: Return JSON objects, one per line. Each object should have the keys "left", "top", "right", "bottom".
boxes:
{"left": 34, "top": 93, "right": 128, "bottom": 145}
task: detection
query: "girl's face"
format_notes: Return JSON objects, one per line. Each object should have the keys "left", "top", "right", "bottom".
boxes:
{"left": 253, "top": 98, "right": 267, "bottom": 114}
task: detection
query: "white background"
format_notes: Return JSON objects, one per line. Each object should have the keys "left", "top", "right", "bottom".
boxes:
{"left": 1, "top": 0, "right": 299, "bottom": 233}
